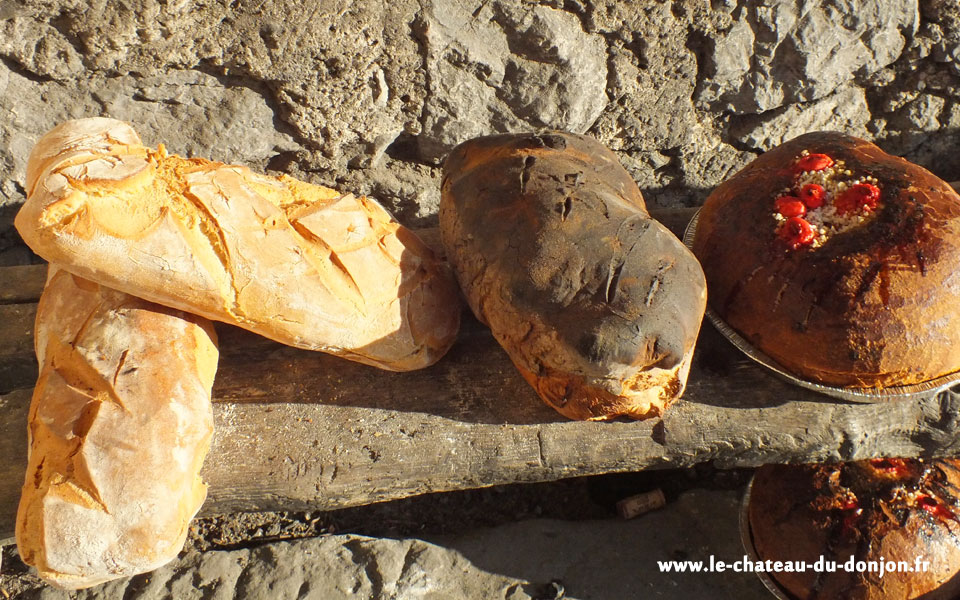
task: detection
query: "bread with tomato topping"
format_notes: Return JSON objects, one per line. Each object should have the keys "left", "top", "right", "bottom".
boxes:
{"left": 748, "top": 459, "right": 960, "bottom": 600}
{"left": 692, "top": 132, "right": 960, "bottom": 387}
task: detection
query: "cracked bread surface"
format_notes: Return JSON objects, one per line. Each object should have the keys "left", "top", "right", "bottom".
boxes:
{"left": 440, "top": 132, "right": 706, "bottom": 420}
{"left": 16, "top": 118, "right": 461, "bottom": 371}
{"left": 16, "top": 267, "right": 217, "bottom": 590}
{"left": 693, "top": 132, "right": 960, "bottom": 387}
{"left": 749, "top": 460, "right": 960, "bottom": 600}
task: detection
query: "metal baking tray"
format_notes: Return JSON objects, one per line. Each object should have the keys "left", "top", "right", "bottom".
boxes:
{"left": 740, "top": 476, "right": 795, "bottom": 600}
{"left": 682, "top": 208, "right": 960, "bottom": 403}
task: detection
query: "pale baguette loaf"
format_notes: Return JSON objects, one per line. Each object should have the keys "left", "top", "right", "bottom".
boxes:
{"left": 16, "top": 266, "right": 218, "bottom": 589}
{"left": 16, "top": 118, "right": 460, "bottom": 371}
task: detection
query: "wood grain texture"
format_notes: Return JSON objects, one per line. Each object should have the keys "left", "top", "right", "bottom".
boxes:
{"left": 3, "top": 207, "right": 960, "bottom": 544}
{"left": 0, "top": 264, "right": 46, "bottom": 304}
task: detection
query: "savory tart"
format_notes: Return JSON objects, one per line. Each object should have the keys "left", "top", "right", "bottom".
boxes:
{"left": 749, "top": 459, "right": 960, "bottom": 600}
{"left": 693, "top": 132, "right": 960, "bottom": 387}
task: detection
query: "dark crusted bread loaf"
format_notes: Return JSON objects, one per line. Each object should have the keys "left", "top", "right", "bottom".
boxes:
{"left": 693, "top": 132, "right": 960, "bottom": 387}
{"left": 748, "top": 460, "right": 960, "bottom": 600}
{"left": 440, "top": 132, "right": 706, "bottom": 420}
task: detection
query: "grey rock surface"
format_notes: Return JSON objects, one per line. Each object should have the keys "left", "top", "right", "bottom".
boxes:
{"left": 695, "top": 0, "right": 918, "bottom": 114}
{"left": 729, "top": 85, "right": 872, "bottom": 151}
{"left": 0, "top": 66, "right": 296, "bottom": 206}
{"left": 1, "top": 0, "right": 956, "bottom": 219}
{"left": 16, "top": 489, "right": 768, "bottom": 600}
{"left": 426, "top": 488, "right": 766, "bottom": 600}
{"left": 416, "top": 0, "right": 608, "bottom": 163}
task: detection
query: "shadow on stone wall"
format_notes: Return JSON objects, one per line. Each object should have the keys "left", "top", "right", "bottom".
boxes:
{"left": 1, "top": 0, "right": 958, "bottom": 228}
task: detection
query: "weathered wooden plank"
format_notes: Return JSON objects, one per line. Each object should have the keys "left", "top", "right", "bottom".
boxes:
{"left": 0, "top": 388, "right": 29, "bottom": 545}
{"left": 3, "top": 317, "right": 960, "bottom": 543}
{"left": 0, "top": 264, "right": 46, "bottom": 304}
{"left": 0, "top": 303, "right": 35, "bottom": 358}
{"left": 0, "top": 303, "right": 38, "bottom": 394}
{"left": 3, "top": 205, "right": 960, "bottom": 544}
{"left": 0, "top": 353, "right": 37, "bottom": 396}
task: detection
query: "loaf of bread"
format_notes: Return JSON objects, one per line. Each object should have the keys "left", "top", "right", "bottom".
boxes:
{"left": 748, "top": 459, "right": 960, "bottom": 600}
{"left": 693, "top": 132, "right": 960, "bottom": 387}
{"left": 15, "top": 118, "right": 460, "bottom": 371}
{"left": 16, "top": 267, "right": 217, "bottom": 589}
{"left": 440, "top": 132, "right": 706, "bottom": 420}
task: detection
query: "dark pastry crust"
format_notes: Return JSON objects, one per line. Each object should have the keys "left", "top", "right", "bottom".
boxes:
{"left": 749, "top": 460, "right": 960, "bottom": 600}
{"left": 440, "top": 132, "right": 706, "bottom": 420}
{"left": 693, "top": 132, "right": 960, "bottom": 387}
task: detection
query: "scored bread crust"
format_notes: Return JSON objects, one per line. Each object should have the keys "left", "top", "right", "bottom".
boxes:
{"left": 15, "top": 118, "right": 461, "bottom": 371}
{"left": 693, "top": 132, "right": 960, "bottom": 387}
{"left": 748, "top": 461, "right": 960, "bottom": 600}
{"left": 16, "top": 267, "right": 218, "bottom": 590}
{"left": 440, "top": 132, "right": 706, "bottom": 420}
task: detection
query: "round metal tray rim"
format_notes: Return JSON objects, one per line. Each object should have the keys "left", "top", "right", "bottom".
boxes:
{"left": 740, "top": 476, "right": 797, "bottom": 600}
{"left": 682, "top": 209, "right": 960, "bottom": 403}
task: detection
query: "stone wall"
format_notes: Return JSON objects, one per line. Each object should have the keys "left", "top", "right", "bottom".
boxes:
{"left": 1, "top": 0, "right": 958, "bottom": 226}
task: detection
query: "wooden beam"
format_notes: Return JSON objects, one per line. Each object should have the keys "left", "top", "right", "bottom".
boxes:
{"left": 4, "top": 319, "right": 960, "bottom": 544}
{"left": 0, "top": 264, "right": 46, "bottom": 304}
{"left": 2, "top": 206, "right": 959, "bottom": 544}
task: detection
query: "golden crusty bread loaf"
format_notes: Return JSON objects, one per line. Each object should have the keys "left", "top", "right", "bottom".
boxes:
{"left": 440, "top": 132, "right": 706, "bottom": 420}
{"left": 15, "top": 118, "right": 460, "bottom": 371}
{"left": 16, "top": 267, "right": 217, "bottom": 589}
{"left": 749, "top": 460, "right": 960, "bottom": 600}
{"left": 693, "top": 132, "right": 960, "bottom": 387}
